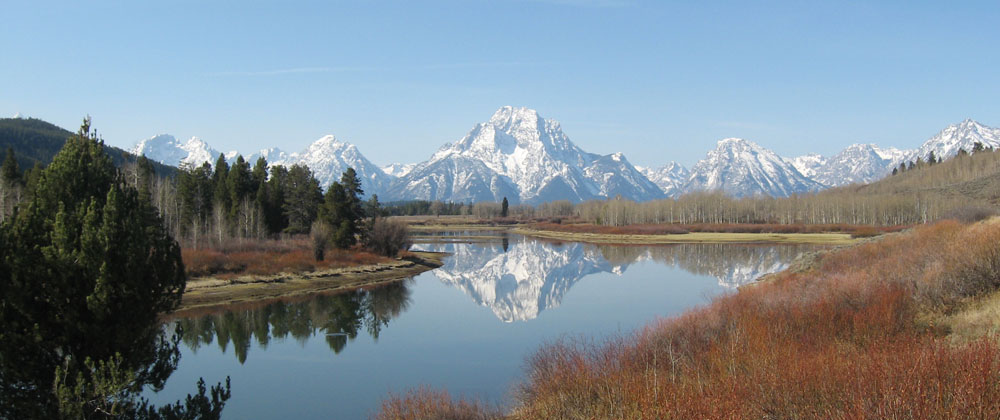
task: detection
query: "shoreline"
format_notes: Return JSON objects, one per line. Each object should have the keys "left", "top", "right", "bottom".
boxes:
{"left": 171, "top": 251, "right": 446, "bottom": 315}
{"left": 512, "top": 227, "right": 859, "bottom": 245}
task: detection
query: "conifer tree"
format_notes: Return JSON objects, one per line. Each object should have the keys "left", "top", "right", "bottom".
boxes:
{"left": 0, "top": 118, "right": 228, "bottom": 418}
{"left": 1, "top": 146, "right": 21, "bottom": 185}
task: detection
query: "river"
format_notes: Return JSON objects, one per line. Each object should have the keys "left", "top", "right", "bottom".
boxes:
{"left": 148, "top": 233, "right": 826, "bottom": 419}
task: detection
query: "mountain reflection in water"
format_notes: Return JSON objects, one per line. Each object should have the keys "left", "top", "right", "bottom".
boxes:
{"left": 415, "top": 235, "right": 822, "bottom": 322}
{"left": 171, "top": 236, "right": 823, "bottom": 363}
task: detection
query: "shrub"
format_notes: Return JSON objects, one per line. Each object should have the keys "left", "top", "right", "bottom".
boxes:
{"left": 310, "top": 220, "right": 332, "bottom": 261}
{"left": 374, "top": 387, "right": 502, "bottom": 420}
{"left": 366, "top": 218, "right": 412, "bottom": 257}
{"left": 941, "top": 206, "right": 997, "bottom": 223}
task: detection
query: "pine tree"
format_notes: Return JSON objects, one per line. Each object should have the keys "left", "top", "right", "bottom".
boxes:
{"left": 282, "top": 164, "right": 321, "bottom": 234}
{"left": 2, "top": 146, "right": 21, "bottom": 185}
{"left": 501, "top": 197, "right": 509, "bottom": 218}
{"left": 0, "top": 118, "right": 227, "bottom": 417}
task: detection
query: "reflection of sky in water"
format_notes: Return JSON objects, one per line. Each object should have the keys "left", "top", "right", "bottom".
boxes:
{"left": 149, "top": 237, "right": 824, "bottom": 419}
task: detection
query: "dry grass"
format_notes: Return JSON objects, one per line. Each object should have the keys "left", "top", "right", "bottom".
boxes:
{"left": 182, "top": 237, "right": 392, "bottom": 279}
{"left": 532, "top": 222, "right": 908, "bottom": 236}
{"left": 379, "top": 219, "right": 1000, "bottom": 419}
{"left": 940, "top": 290, "right": 1000, "bottom": 344}
{"left": 373, "top": 387, "right": 503, "bottom": 420}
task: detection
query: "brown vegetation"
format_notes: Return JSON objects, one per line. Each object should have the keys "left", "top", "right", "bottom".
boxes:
{"left": 531, "top": 221, "right": 908, "bottom": 236}
{"left": 373, "top": 388, "right": 503, "bottom": 420}
{"left": 182, "top": 237, "right": 391, "bottom": 279}
{"left": 378, "top": 219, "right": 1000, "bottom": 419}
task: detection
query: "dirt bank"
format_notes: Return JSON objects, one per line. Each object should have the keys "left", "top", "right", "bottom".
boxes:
{"left": 172, "top": 251, "right": 446, "bottom": 314}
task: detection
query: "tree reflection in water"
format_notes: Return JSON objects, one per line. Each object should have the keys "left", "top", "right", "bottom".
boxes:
{"left": 173, "top": 279, "right": 413, "bottom": 363}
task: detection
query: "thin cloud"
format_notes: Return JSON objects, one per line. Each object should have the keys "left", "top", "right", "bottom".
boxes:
{"left": 211, "top": 66, "right": 377, "bottom": 77}
{"left": 212, "top": 62, "right": 546, "bottom": 77}
{"left": 519, "top": 0, "right": 633, "bottom": 7}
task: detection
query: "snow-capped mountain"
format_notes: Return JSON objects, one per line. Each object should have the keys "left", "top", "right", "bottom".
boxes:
{"left": 801, "top": 144, "right": 907, "bottom": 187}
{"left": 684, "top": 138, "right": 824, "bottom": 198}
{"left": 133, "top": 133, "right": 389, "bottom": 195}
{"left": 381, "top": 162, "right": 416, "bottom": 178}
{"left": 638, "top": 162, "right": 690, "bottom": 197}
{"left": 789, "top": 154, "right": 825, "bottom": 179}
{"left": 266, "top": 135, "right": 391, "bottom": 194}
{"left": 387, "top": 106, "right": 663, "bottom": 204}
{"left": 583, "top": 152, "right": 665, "bottom": 200}
{"left": 132, "top": 134, "right": 238, "bottom": 169}
{"left": 908, "top": 119, "right": 1000, "bottom": 162}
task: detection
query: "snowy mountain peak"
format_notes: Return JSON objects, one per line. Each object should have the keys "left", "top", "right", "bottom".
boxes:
{"left": 381, "top": 162, "right": 416, "bottom": 178}
{"left": 388, "top": 107, "right": 662, "bottom": 204}
{"left": 685, "top": 137, "right": 823, "bottom": 198}
{"left": 12, "top": 112, "right": 24, "bottom": 119}
{"left": 910, "top": 119, "right": 1000, "bottom": 161}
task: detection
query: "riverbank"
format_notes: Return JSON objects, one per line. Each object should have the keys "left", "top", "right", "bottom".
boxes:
{"left": 377, "top": 219, "right": 1000, "bottom": 419}
{"left": 512, "top": 227, "right": 859, "bottom": 245}
{"left": 173, "top": 251, "right": 446, "bottom": 314}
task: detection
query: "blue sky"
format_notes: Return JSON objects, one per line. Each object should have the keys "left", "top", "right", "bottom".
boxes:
{"left": 2, "top": 0, "right": 998, "bottom": 167}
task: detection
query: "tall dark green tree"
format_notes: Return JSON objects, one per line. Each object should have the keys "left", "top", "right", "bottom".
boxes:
{"left": 321, "top": 168, "right": 365, "bottom": 249}
{"left": 501, "top": 197, "right": 509, "bottom": 218}
{"left": 282, "top": 164, "right": 322, "bottom": 234}
{"left": 262, "top": 165, "right": 290, "bottom": 234}
{"left": 0, "top": 118, "right": 228, "bottom": 418}
{"left": 176, "top": 162, "right": 214, "bottom": 241}
{"left": 212, "top": 153, "right": 231, "bottom": 215}
{"left": 2, "top": 147, "right": 21, "bottom": 185}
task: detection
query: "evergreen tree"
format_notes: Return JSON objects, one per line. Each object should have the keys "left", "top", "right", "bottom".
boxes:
{"left": 927, "top": 151, "right": 937, "bottom": 166}
{"left": 322, "top": 168, "right": 365, "bottom": 248}
{"left": 501, "top": 197, "right": 509, "bottom": 218}
{"left": 2, "top": 146, "right": 21, "bottom": 185}
{"left": 212, "top": 153, "right": 231, "bottom": 215}
{"left": 973, "top": 142, "right": 985, "bottom": 153}
{"left": 0, "top": 118, "right": 228, "bottom": 417}
{"left": 176, "top": 162, "right": 214, "bottom": 241}
{"left": 262, "top": 165, "right": 290, "bottom": 234}
{"left": 282, "top": 164, "right": 321, "bottom": 234}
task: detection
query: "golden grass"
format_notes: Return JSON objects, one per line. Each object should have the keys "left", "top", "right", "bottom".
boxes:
{"left": 513, "top": 227, "right": 859, "bottom": 245}
{"left": 940, "top": 290, "right": 1000, "bottom": 344}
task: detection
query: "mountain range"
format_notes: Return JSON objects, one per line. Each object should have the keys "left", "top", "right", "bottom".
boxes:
{"left": 127, "top": 108, "right": 999, "bottom": 202}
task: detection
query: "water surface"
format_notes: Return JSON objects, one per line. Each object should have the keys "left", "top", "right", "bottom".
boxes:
{"left": 150, "top": 235, "right": 823, "bottom": 418}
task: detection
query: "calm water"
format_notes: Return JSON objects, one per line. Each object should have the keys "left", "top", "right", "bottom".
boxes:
{"left": 148, "top": 234, "right": 824, "bottom": 419}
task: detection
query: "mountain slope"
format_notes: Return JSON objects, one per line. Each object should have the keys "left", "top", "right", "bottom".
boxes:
{"left": 684, "top": 138, "right": 824, "bottom": 197}
{"left": 265, "top": 135, "right": 392, "bottom": 194}
{"left": 638, "top": 162, "right": 690, "bottom": 197}
{"left": 0, "top": 118, "right": 176, "bottom": 176}
{"left": 388, "top": 106, "right": 662, "bottom": 203}
{"left": 908, "top": 119, "right": 1000, "bottom": 162}
{"left": 808, "top": 144, "right": 907, "bottom": 187}
{"left": 132, "top": 134, "right": 235, "bottom": 169}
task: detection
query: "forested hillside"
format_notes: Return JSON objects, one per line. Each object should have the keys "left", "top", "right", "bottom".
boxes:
{"left": 572, "top": 146, "right": 1000, "bottom": 227}
{"left": 0, "top": 117, "right": 176, "bottom": 177}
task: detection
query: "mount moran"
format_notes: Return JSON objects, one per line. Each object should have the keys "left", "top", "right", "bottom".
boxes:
{"left": 132, "top": 108, "right": 999, "bottom": 202}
